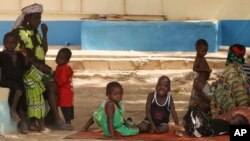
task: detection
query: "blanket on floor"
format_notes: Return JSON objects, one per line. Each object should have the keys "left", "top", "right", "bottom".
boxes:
{"left": 64, "top": 129, "right": 229, "bottom": 141}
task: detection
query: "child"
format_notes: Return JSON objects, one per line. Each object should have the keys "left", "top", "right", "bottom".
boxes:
{"left": 137, "top": 76, "right": 179, "bottom": 133}
{"left": 0, "top": 32, "right": 28, "bottom": 133}
{"left": 82, "top": 81, "right": 139, "bottom": 138}
{"left": 55, "top": 48, "right": 74, "bottom": 130}
{"left": 22, "top": 49, "right": 48, "bottom": 133}
{"left": 193, "top": 39, "right": 212, "bottom": 74}
{"left": 0, "top": 32, "right": 26, "bottom": 121}
{"left": 189, "top": 39, "right": 212, "bottom": 115}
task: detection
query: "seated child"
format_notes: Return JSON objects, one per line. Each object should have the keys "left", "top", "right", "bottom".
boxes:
{"left": 0, "top": 32, "right": 28, "bottom": 134}
{"left": 189, "top": 39, "right": 212, "bottom": 115}
{"left": 137, "top": 76, "right": 179, "bottom": 133}
{"left": 55, "top": 48, "right": 74, "bottom": 130}
{"left": 0, "top": 32, "right": 26, "bottom": 122}
{"left": 82, "top": 81, "right": 139, "bottom": 138}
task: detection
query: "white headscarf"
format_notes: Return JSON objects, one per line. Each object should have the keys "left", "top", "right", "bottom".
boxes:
{"left": 12, "top": 3, "right": 43, "bottom": 29}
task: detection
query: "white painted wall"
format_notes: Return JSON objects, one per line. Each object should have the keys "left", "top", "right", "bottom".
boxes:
{"left": 1, "top": 0, "right": 250, "bottom": 20}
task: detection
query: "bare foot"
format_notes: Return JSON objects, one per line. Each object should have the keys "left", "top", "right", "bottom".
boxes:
{"left": 17, "top": 121, "right": 29, "bottom": 134}
{"left": 40, "top": 128, "right": 51, "bottom": 134}
{"left": 29, "top": 125, "right": 40, "bottom": 131}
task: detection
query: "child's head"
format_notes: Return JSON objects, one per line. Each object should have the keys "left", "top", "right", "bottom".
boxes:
{"left": 3, "top": 32, "right": 18, "bottom": 51}
{"left": 195, "top": 39, "right": 208, "bottom": 57}
{"left": 56, "top": 48, "right": 72, "bottom": 66}
{"left": 156, "top": 76, "right": 171, "bottom": 96}
{"left": 229, "top": 114, "right": 249, "bottom": 125}
{"left": 106, "top": 81, "right": 123, "bottom": 103}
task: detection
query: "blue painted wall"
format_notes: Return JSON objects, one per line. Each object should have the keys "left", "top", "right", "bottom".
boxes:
{"left": 220, "top": 20, "right": 250, "bottom": 47}
{"left": 0, "top": 21, "right": 81, "bottom": 46}
{"left": 1, "top": 20, "right": 250, "bottom": 51}
{"left": 81, "top": 21, "right": 219, "bottom": 52}
{"left": 0, "top": 21, "right": 13, "bottom": 44}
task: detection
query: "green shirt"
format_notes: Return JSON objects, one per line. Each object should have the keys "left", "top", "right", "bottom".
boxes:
{"left": 16, "top": 26, "right": 45, "bottom": 61}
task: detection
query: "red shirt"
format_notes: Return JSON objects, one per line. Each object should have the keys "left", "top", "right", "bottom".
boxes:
{"left": 55, "top": 64, "right": 74, "bottom": 107}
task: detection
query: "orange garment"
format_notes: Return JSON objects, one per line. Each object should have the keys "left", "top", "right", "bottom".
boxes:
{"left": 55, "top": 64, "right": 74, "bottom": 107}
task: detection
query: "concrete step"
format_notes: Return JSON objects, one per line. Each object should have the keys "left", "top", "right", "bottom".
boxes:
{"left": 0, "top": 46, "right": 229, "bottom": 71}
{"left": 45, "top": 49, "right": 228, "bottom": 71}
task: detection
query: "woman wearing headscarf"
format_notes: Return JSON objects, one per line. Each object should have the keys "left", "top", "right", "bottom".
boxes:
{"left": 211, "top": 44, "right": 250, "bottom": 118}
{"left": 12, "top": 3, "right": 68, "bottom": 130}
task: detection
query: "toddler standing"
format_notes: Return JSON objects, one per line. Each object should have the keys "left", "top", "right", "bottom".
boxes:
{"left": 55, "top": 48, "right": 74, "bottom": 130}
{"left": 189, "top": 39, "right": 212, "bottom": 115}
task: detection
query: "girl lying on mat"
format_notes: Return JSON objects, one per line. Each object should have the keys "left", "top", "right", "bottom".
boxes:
{"left": 82, "top": 81, "right": 139, "bottom": 139}
{"left": 137, "top": 76, "right": 180, "bottom": 133}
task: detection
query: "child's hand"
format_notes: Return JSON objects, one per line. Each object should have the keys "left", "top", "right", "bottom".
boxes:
{"left": 39, "top": 64, "right": 52, "bottom": 74}
{"left": 41, "top": 23, "right": 48, "bottom": 35}
{"left": 20, "top": 47, "right": 27, "bottom": 56}
{"left": 149, "top": 125, "right": 159, "bottom": 133}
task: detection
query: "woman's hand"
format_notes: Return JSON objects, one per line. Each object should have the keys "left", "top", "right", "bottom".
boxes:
{"left": 41, "top": 23, "right": 48, "bottom": 35}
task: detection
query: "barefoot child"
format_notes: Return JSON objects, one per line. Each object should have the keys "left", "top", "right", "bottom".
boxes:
{"left": 0, "top": 32, "right": 26, "bottom": 121}
{"left": 138, "top": 76, "right": 179, "bottom": 133}
{"left": 82, "top": 81, "right": 139, "bottom": 138}
{"left": 0, "top": 32, "right": 29, "bottom": 134}
{"left": 55, "top": 48, "right": 74, "bottom": 130}
{"left": 189, "top": 39, "right": 212, "bottom": 115}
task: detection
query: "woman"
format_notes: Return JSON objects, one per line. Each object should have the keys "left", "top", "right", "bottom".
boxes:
{"left": 12, "top": 3, "right": 68, "bottom": 130}
{"left": 211, "top": 44, "right": 250, "bottom": 117}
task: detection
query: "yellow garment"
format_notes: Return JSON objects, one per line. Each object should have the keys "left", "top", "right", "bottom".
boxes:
{"left": 16, "top": 27, "right": 45, "bottom": 60}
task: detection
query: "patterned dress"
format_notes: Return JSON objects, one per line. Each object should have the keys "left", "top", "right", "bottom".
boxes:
{"left": 93, "top": 100, "right": 139, "bottom": 137}
{"left": 23, "top": 65, "right": 46, "bottom": 119}
{"left": 211, "top": 62, "right": 250, "bottom": 117}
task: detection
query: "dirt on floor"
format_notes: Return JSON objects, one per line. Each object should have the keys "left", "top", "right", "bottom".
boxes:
{"left": 0, "top": 69, "right": 222, "bottom": 141}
